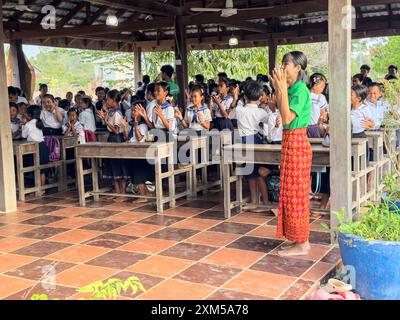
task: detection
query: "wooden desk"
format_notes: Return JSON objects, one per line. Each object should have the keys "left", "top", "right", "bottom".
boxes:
{"left": 222, "top": 143, "right": 330, "bottom": 218}
{"left": 75, "top": 142, "right": 191, "bottom": 213}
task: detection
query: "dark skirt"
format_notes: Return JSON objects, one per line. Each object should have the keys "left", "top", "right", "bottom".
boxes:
{"left": 240, "top": 134, "right": 264, "bottom": 180}
{"left": 102, "top": 132, "right": 129, "bottom": 180}
{"left": 128, "top": 159, "right": 151, "bottom": 184}
{"left": 307, "top": 124, "right": 321, "bottom": 138}
{"left": 214, "top": 117, "right": 234, "bottom": 132}
{"left": 43, "top": 127, "right": 63, "bottom": 136}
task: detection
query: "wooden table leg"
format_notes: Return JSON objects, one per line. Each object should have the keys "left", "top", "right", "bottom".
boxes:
{"left": 16, "top": 150, "right": 25, "bottom": 201}
{"left": 34, "top": 145, "right": 41, "bottom": 198}
{"left": 223, "top": 162, "right": 231, "bottom": 218}
{"left": 91, "top": 158, "right": 99, "bottom": 202}
{"left": 155, "top": 158, "right": 163, "bottom": 213}
{"left": 76, "top": 155, "right": 86, "bottom": 206}
{"left": 168, "top": 154, "right": 176, "bottom": 209}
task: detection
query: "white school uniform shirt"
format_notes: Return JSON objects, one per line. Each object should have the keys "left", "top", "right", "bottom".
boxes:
{"left": 129, "top": 123, "right": 148, "bottom": 143}
{"left": 351, "top": 104, "right": 374, "bottom": 134}
{"left": 153, "top": 102, "right": 176, "bottom": 132}
{"left": 11, "top": 119, "right": 21, "bottom": 139}
{"left": 366, "top": 99, "right": 388, "bottom": 129}
{"left": 40, "top": 107, "right": 67, "bottom": 129}
{"left": 229, "top": 103, "right": 270, "bottom": 137}
{"left": 17, "top": 96, "right": 28, "bottom": 104}
{"left": 184, "top": 105, "right": 212, "bottom": 131}
{"left": 211, "top": 95, "right": 234, "bottom": 118}
{"left": 146, "top": 99, "right": 157, "bottom": 123}
{"left": 21, "top": 119, "right": 44, "bottom": 142}
{"left": 79, "top": 108, "right": 96, "bottom": 132}
{"left": 310, "top": 92, "right": 329, "bottom": 125}
{"left": 264, "top": 111, "right": 283, "bottom": 142}
{"left": 107, "top": 110, "right": 125, "bottom": 134}
{"left": 62, "top": 121, "right": 86, "bottom": 144}
{"left": 34, "top": 95, "right": 43, "bottom": 106}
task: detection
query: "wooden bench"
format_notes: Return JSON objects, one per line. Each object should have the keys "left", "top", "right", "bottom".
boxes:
{"left": 75, "top": 142, "right": 192, "bottom": 213}
{"left": 13, "top": 139, "right": 64, "bottom": 201}
{"left": 59, "top": 136, "right": 78, "bottom": 191}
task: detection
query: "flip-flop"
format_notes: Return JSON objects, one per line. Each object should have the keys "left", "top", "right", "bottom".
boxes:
{"left": 324, "top": 279, "right": 353, "bottom": 293}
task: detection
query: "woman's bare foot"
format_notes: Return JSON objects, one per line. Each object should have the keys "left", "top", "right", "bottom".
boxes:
{"left": 243, "top": 203, "right": 258, "bottom": 211}
{"left": 280, "top": 241, "right": 296, "bottom": 249}
{"left": 278, "top": 242, "right": 310, "bottom": 257}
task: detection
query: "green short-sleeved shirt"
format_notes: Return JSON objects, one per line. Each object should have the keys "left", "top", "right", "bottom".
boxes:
{"left": 283, "top": 81, "right": 311, "bottom": 130}
{"left": 168, "top": 81, "right": 180, "bottom": 101}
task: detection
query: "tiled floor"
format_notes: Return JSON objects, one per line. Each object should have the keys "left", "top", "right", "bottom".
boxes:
{"left": 0, "top": 191, "right": 340, "bottom": 300}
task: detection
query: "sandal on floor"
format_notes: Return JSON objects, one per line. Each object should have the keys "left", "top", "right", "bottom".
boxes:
{"left": 308, "top": 289, "right": 344, "bottom": 300}
{"left": 242, "top": 204, "right": 258, "bottom": 211}
{"left": 324, "top": 279, "right": 353, "bottom": 293}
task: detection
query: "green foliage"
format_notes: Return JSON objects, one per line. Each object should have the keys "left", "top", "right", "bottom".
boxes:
{"left": 383, "top": 174, "right": 400, "bottom": 200}
{"left": 371, "top": 36, "right": 400, "bottom": 79}
{"left": 30, "top": 276, "right": 146, "bottom": 300}
{"left": 30, "top": 48, "right": 96, "bottom": 97}
{"left": 326, "top": 202, "right": 400, "bottom": 242}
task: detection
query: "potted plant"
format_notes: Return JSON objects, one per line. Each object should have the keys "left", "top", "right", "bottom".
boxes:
{"left": 335, "top": 205, "right": 400, "bottom": 300}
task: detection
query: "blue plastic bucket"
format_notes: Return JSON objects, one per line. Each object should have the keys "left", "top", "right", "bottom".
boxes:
{"left": 381, "top": 193, "right": 400, "bottom": 212}
{"left": 339, "top": 232, "right": 400, "bottom": 300}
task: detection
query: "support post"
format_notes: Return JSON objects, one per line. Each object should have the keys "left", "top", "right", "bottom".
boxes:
{"left": 268, "top": 40, "right": 277, "bottom": 74}
{"left": 174, "top": 15, "right": 188, "bottom": 109}
{"left": 328, "top": 0, "right": 353, "bottom": 239}
{"left": 133, "top": 45, "right": 142, "bottom": 90}
{"left": 0, "top": 7, "right": 18, "bottom": 213}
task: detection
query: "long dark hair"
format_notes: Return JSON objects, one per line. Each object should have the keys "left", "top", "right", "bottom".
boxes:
{"left": 309, "top": 73, "right": 327, "bottom": 89}
{"left": 282, "top": 51, "right": 308, "bottom": 83}
{"left": 106, "top": 89, "right": 121, "bottom": 103}
{"left": 27, "top": 105, "right": 44, "bottom": 130}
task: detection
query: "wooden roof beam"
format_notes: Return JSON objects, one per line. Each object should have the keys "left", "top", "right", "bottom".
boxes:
{"left": 85, "top": 0, "right": 182, "bottom": 17}
{"left": 57, "top": 1, "right": 86, "bottom": 28}
{"left": 219, "top": 20, "right": 267, "bottom": 33}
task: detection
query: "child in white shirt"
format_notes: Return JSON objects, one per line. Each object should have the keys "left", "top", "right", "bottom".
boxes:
{"left": 63, "top": 109, "right": 86, "bottom": 144}
{"left": 40, "top": 94, "right": 67, "bottom": 135}
{"left": 78, "top": 97, "right": 96, "bottom": 133}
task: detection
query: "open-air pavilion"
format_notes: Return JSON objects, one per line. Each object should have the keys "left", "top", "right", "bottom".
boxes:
{"left": 0, "top": 0, "right": 398, "bottom": 300}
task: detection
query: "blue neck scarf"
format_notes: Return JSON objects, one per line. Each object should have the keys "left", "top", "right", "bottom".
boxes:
{"left": 108, "top": 108, "right": 122, "bottom": 118}
{"left": 189, "top": 105, "right": 208, "bottom": 123}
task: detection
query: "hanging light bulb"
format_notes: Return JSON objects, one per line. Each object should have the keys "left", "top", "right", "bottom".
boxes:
{"left": 229, "top": 35, "right": 239, "bottom": 46}
{"left": 106, "top": 14, "right": 118, "bottom": 27}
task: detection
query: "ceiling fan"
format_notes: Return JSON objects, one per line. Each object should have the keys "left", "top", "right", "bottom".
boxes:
{"left": 3, "top": 0, "right": 34, "bottom": 12}
{"left": 190, "top": 0, "right": 274, "bottom": 18}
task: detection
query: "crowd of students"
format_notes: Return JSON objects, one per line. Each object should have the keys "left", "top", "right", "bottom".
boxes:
{"left": 8, "top": 62, "right": 395, "bottom": 201}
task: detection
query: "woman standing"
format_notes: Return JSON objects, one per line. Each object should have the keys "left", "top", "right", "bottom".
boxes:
{"left": 270, "top": 51, "right": 312, "bottom": 257}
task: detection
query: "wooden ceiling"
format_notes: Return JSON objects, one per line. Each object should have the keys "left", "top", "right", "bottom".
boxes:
{"left": 2, "top": 0, "right": 400, "bottom": 52}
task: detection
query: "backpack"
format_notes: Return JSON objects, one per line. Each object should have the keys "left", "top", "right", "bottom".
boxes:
{"left": 44, "top": 136, "right": 61, "bottom": 162}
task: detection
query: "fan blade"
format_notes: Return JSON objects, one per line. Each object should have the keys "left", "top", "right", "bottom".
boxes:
{"left": 190, "top": 7, "right": 222, "bottom": 12}
{"left": 237, "top": 6, "right": 275, "bottom": 11}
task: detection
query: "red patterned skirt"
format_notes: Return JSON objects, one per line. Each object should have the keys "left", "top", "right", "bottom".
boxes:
{"left": 276, "top": 127, "right": 312, "bottom": 242}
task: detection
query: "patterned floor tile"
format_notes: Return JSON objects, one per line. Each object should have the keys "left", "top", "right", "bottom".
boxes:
{"left": 24, "top": 206, "right": 66, "bottom": 214}
{"left": 126, "top": 255, "right": 193, "bottom": 278}
{"left": 78, "top": 209, "right": 120, "bottom": 219}
{"left": 174, "top": 262, "right": 241, "bottom": 287}
{"left": 86, "top": 250, "right": 148, "bottom": 269}
{"left": 112, "top": 223, "right": 163, "bottom": 237}
{"left": 120, "top": 238, "right": 177, "bottom": 254}
{"left": 56, "top": 264, "right": 118, "bottom": 288}
{"left": 181, "top": 200, "right": 220, "bottom": 209}
{"left": 185, "top": 231, "right": 241, "bottom": 247}
{"left": 202, "top": 247, "right": 265, "bottom": 269}
{"left": 209, "top": 222, "right": 257, "bottom": 235}
{"left": 79, "top": 220, "right": 127, "bottom": 232}
{"left": 223, "top": 270, "right": 296, "bottom": 299}
{"left": 159, "top": 243, "right": 217, "bottom": 261}
{"left": 4, "top": 284, "right": 77, "bottom": 300}
{"left": 138, "top": 279, "right": 216, "bottom": 300}
{"left": 247, "top": 225, "right": 278, "bottom": 239}
{"left": 302, "top": 261, "right": 335, "bottom": 282}
{"left": 206, "top": 288, "right": 272, "bottom": 300}
{"left": 47, "top": 217, "right": 97, "bottom": 229}
{"left": 20, "top": 215, "right": 66, "bottom": 226}
{"left": 48, "top": 229, "right": 102, "bottom": 244}
{"left": 137, "top": 215, "right": 184, "bottom": 227}
{"left": 147, "top": 227, "right": 199, "bottom": 241}
{"left": 250, "top": 254, "right": 314, "bottom": 277}
{"left": 0, "top": 274, "right": 35, "bottom": 299}
{"left": 12, "top": 241, "right": 71, "bottom": 258}
{"left": 105, "top": 212, "right": 154, "bottom": 223}
{"left": 278, "top": 279, "right": 315, "bottom": 300}
{"left": 47, "top": 244, "right": 111, "bottom": 263}
{"left": 83, "top": 233, "right": 137, "bottom": 249}
{"left": 17, "top": 227, "right": 69, "bottom": 240}
{"left": 321, "top": 247, "right": 341, "bottom": 264}
{"left": 0, "top": 253, "right": 38, "bottom": 273}
{"left": 309, "top": 231, "right": 331, "bottom": 245}
{"left": 227, "top": 236, "right": 283, "bottom": 253}
{"left": 0, "top": 237, "right": 39, "bottom": 253}
{"left": 194, "top": 210, "right": 228, "bottom": 220}
{"left": 171, "top": 218, "right": 221, "bottom": 231}
{"left": 5, "top": 258, "right": 76, "bottom": 281}
{"left": 0, "top": 224, "right": 39, "bottom": 236}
